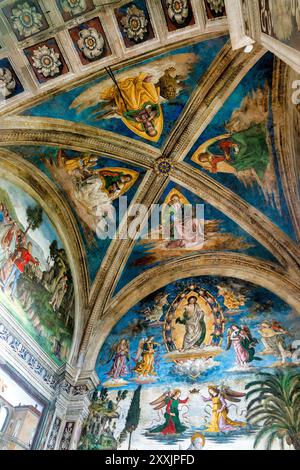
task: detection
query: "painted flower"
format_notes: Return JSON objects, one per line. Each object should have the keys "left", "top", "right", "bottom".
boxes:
{"left": 121, "top": 5, "right": 148, "bottom": 42}
{"left": 11, "top": 2, "right": 43, "bottom": 38}
{"left": 166, "top": 0, "right": 189, "bottom": 25}
{"left": 0, "top": 67, "right": 16, "bottom": 97}
{"left": 60, "top": 0, "right": 87, "bottom": 17}
{"left": 206, "top": 0, "right": 225, "bottom": 14}
{"left": 32, "top": 45, "right": 61, "bottom": 78}
{"left": 77, "top": 27, "right": 104, "bottom": 60}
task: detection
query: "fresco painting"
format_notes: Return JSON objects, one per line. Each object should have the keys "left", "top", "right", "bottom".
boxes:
{"left": 186, "top": 52, "right": 297, "bottom": 240}
{"left": 23, "top": 35, "right": 229, "bottom": 147}
{"left": 8, "top": 146, "right": 145, "bottom": 283}
{"left": 0, "top": 179, "right": 74, "bottom": 364}
{"left": 77, "top": 276, "right": 300, "bottom": 450}
{"left": 0, "top": 1, "right": 299, "bottom": 453}
{"left": 70, "top": 53, "right": 197, "bottom": 144}
{"left": 114, "top": 182, "right": 278, "bottom": 294}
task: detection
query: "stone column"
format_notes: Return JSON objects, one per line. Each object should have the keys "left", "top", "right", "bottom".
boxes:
{"left": 53, "top": 368, "right": 99, "bottom": 450}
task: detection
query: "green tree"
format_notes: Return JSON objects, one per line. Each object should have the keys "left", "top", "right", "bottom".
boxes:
{"left": 246, "top": 371, "right": 300, "bottom": 450}
{"left": 119, "top": 385, "right": 141, "bottom": 450}
{"left": 116, "top": 389, "right": 128, "bottom": 404}
{"left": 25, "top": 205, "right": 43, "bottom": 234}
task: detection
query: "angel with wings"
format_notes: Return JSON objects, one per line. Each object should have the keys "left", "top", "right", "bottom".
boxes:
{"left": 105, "top": 338, "right": 130, "bottom": 381}
{"left": 133, "top": 336, "right": 159, "bottom": 376}
{"left": 202, "top": 385, "right": 246, "bottom": 433}
{"left": 148, "top": 389, "right": 189, "bottom": 435}
{"left": 70, "top": 54, "right": 197, "bottom": 142}
{"left": 143, "top": 292, "right": 169, "bottom": 323}
{"left": 227, "top": 324, "right": 261, "bottom": 367}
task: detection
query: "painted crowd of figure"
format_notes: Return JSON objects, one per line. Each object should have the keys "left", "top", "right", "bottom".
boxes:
{"left": 0, "top": 200, "right": 74, "bottom": 360}
{"left": 106, "top": 335, "right": 160, "bottom": 381}
{"left": 89, "top": 283, "right": 300, "bottom": 450}
{"left": 0, "top": 202, "right": 39, "bottom": 301}
{"left": 106, "top": 321, "right": 294, "bottom": 386}
{"left": 104, "top": 284, "right": 298, "bottom": 393}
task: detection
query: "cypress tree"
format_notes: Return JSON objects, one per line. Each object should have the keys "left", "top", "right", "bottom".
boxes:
{"left": 120, "top": 385, "right": 142, "bottom": 450}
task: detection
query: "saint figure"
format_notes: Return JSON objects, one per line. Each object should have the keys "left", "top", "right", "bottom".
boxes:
{"left": 202, "top": 386, "right": 246, "bottom": 433}
{"left": 176, "top": 296, "right": 206, "bottom": 350}
{"left": 133, "top": 336, "right": 159, "bottom": 376}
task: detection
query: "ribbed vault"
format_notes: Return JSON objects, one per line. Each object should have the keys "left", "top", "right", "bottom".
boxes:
{"left": 0, "top": 37, "right": 299, "bottom": 375}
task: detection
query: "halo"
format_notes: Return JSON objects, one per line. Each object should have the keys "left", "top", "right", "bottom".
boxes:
{"left": 191, "top": 432, "right": 206, "bottom": 447}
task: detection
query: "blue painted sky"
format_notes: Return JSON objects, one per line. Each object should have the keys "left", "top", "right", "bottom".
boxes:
{"left": 97, "top": 275, "right": 298, "bottom": 389}
{"left": 23, "top": 35, "right": 229, "bottom": 148}
{"left": 0, "top": 178, "right": 63, "bottom": 263}
{"left": 184, "top": 52, "right": 296, "bottom": 241}
{"left": 10, "top": 146, "right": 146, "bottom": 283}
{"left": 114, "top": 182, "right": 278, "bottom": 295}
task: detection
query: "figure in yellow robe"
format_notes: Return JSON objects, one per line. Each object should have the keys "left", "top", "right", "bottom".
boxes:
{"left": 133, "top": 336, "right": 159, "bottom": 376}
{"left": 202, "top": 386, "right": 246, "bottom": 433}
{"left": 100, "top": 73, "right": 163, "bottom": 142}
{"left": 62, "top": 154, "right": 98, "bottom": 173}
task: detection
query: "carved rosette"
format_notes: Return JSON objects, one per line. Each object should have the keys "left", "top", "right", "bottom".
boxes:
{"left": 154, "top": 156, "right": 173, "bottom": 175}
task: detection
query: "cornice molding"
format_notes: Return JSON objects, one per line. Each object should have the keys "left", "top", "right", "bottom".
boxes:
{"left": 0, "top": 117, "right": 160, "bottom": 168}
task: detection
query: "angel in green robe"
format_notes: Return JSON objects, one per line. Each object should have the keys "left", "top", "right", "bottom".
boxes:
{"left": 148, "top": 389, "right": 189, "bottom": 435}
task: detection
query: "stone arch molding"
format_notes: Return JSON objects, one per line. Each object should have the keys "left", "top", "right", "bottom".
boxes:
{"left": 82, "top": 252, "right": 300, "bottom": 370}
{"left": 0, "top": 42, "right": 299, "bottom": 370}
{"left": 0, "top": 149, "right": 89, "bottom": 365}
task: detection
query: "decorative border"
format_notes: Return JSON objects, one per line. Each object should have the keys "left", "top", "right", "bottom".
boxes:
{"left": 0, "top": 321, "right": 58, "bottom": 390}
{"left": 46, "top": 417, "right": 62, "bottom": 450}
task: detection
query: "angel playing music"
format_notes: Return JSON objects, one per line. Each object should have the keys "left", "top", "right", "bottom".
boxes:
{"left": 148, "top": 389, "right": 189, "bottom": 435}
{"left": 133, "top": 336, "right": 159, "bottom": 376}
{"left": 202, "top": 385, "right": 246, "bottom": 433}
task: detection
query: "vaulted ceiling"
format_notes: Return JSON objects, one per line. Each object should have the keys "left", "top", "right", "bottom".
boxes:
{"left": 0, "top": 0, "right": 299, "bottom": 371}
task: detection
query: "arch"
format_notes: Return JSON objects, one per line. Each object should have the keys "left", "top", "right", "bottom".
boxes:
{"left": 82, "top": 252, "right": 300, "bottom": 369}
{"left": 0, "top": 116, "right": 158, "bottom": 170}
{"left": 0, "top": 149, "right": 89, "bottom": 365}
{"left": 272, "top": 58, "right": 300, "bottom": 241}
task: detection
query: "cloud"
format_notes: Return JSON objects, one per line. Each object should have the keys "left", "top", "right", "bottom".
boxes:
{"left": 172, "top": 357, "right": 220, "bottom": 378}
